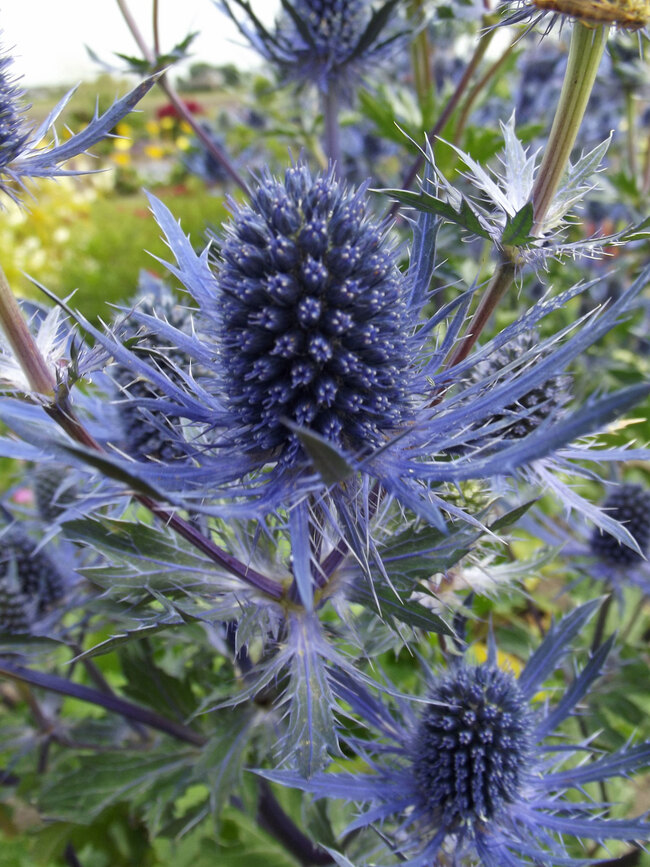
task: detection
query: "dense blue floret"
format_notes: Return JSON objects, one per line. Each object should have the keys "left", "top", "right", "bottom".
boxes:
{"left": 0, "top": 525, "right": 65, "bottom": 613}
{"left": 468, "top": 331, "right": 570, "bottom": 441}
{"left": 215, "top": 164, "right": 414, "bottom": 461}
{"left": 0, "top": 52, "right": 27, "bottom": 169}
{"left": 415, "top": 663, "right": 533, "bottom": 827}
{"left": 590, "top": 483, "right": 650, "bottom": 565}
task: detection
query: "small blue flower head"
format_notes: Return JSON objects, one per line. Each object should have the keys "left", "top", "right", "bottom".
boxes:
{"left": 0, "top": 521, "right": 65, "bottom": 633}
{"left": 264, "top": 601, "right": 650, "bottom": 865}
{"left": 214, "top": 163, "right": 414, "bottom": 462}
{"left": 219, "top": 0, "right": 403, "bottom": 96}
{"left": 414, "top": 663, "right": 534, "bottom": 830}
{"left": 590, "top": 482, "right": 650, "bottom": 565}
{"left": 467, "top": 331, "right": 571, "bottom": 442}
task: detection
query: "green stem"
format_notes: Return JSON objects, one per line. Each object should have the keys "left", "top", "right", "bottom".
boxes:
{"left": 407, "top": 0, "right": 432, "bottom": 108}
{"left": 532, "top": 22, "right": 608, "bottom": 233}
{"left": 443, "top": 22, "right": 608, "bottom": 374}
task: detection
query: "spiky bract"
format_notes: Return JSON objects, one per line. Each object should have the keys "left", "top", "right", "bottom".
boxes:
{"left": 112, "top": 277, "right": 198, "bottom": 462}
{"left": 216, "top": 164, "right": 413, "bottom": 462}
{"left": 0, "top": 51, "right": 28, "bottom": 170}
{"left": 590, "top": 482, "right": 650, "bottom": 565}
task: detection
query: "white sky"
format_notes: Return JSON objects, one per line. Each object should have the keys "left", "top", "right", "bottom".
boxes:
{"left": 3, "top": 0, "right": 279, "bottom": 87}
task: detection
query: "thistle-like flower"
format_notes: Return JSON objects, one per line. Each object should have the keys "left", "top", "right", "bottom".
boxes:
{"left": 73, "top": 161, "right": 650, "bottom": 560}
{"left": 217, "top": 0, "right": 403, "bottom": 96}
{"left": 264, "top": 601, "right": 650, "bottom": 865}
{"left": 466, "top": 331, "right": 571, "bottom": 442}
{"left": 590, "top": 482, "right": 650, "bottom": 564}
{"left": 214, "top": 164, "right": 413, "bottom": 460}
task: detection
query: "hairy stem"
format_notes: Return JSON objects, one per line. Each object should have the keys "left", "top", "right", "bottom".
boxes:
{"left": 0, "top": 266, "right": 56, "bottom": 396}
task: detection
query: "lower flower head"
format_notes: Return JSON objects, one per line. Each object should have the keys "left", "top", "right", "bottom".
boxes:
{"left": 215, "top": 164, "right": 414, "bottom": 462}
{"left": 0, "top": 525, "right": 64, "bottom": 613}
{"left": 590, "top": 482, "right": 650, "bottom": 565}
{"left": 469, "top": 331, "right": 570, "bottom": 441}
{"left": 414, "top": 663, "right": 534, "bottom": 827}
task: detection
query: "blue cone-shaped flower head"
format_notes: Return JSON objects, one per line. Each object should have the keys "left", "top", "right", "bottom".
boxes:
{"left": 215, "top": 163, "right": 414, "bottom": 463}
{"left": 111, "top": 274, "right": 199, "bottom": 463}
{"left": 590, "top": 482, "right": 650, "bottom": 565}
{"left": 467, "top": 331, "right": 571, "bottom": 442}
{"left": 414, "top": 663, "right": 534, "bottom": 829}
{"left": 0, "top": 523, "right": 65, "bottom": 614}
{"left": 265, "top": 601, "right": 650, "bottom": 865}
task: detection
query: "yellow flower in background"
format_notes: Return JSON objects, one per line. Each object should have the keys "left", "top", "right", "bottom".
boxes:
{"left": 112, "top": 152, "right": 131, "bottom": 166}
{"left": 472, "top": 642, "right": 524, "bottom": 677}
{"left": 113, "top": 137, "right": 132, "bottom": 152}
{"left": 144, "top": 144, "right": 166, "bottom": 160}
{"left": 145, "top": 120, "right": 160, "bottom": 136}
{"left": 175, "top": 136, "right": 191, "bottom": 151}
{"left": 115, "top": 121, "right": 132, "bottom": 137}
{"left": 160, "top": 116, "right": 175, "bottom": 131}
{"left": 180, "top": 121, "right": 193, "bottom": 134}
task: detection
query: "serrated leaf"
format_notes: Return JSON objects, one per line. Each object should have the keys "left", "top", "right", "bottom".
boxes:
{"left": 501, "top": 201, "right": 534, "bottom": 246}
{"left": 349, "top": 581, "right": 454, "bottom": 635}
{"left": 381, "top": 188, "right": 493, "bottom": 240}
{"left": 488, "top": 499, "right": 537, "bottom": 532}
{"left": 39, "top": 751, "right": 195, "bottom": 822}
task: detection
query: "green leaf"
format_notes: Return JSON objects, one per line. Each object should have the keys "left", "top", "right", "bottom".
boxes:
{"left": 501, "top": 201, "right": 535, "bottom": 246}
{"left": 488, "top": 499, "right": 537, "bottom": 532}
{"left": 39, "top": 750, "right": 195, "bottom": 823}
{"left": 282, "top": 420, "right": 354, "bottom": 485}
{"left": 349, "top": 581, "right": 454, "bottom": 635}
{"left": 380, "top": 188, "right": 493, "bottom": 240}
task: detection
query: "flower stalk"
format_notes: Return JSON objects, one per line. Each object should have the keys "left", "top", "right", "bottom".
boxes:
{"left": 531, "top": 21, "right": 609, "bottom": 232}
{"left": 445, "top": 21, "right": 608, "bottom": 372}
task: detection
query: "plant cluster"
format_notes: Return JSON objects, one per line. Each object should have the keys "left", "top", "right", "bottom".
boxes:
{"left": 0, "top": 2, "right": 648, "bottom": 865}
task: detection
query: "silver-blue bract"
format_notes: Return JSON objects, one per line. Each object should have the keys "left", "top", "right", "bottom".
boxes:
{"left": 261, "top": 601, "right": 650, "bottom": 866}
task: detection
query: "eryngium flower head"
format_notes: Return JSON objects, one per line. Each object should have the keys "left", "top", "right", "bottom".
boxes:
{"left": 0, "top": 569, "right": 35, "bottom": 633}
{"left": 219, "top": 0, "right": 402, "bottom": 95}
{"left": 215, "top": 164, "right": 413, "bottom": 461}
{"left": 468, "top": 331, "right": 570, "bottom": 442}
{"left": 111, "top": 275, "right": 198, "bottom": 462}
{"left": 414, "top": 664, "right": 534, "bottom": 827}
{"left": 590, "top": 482, "right": 650, "bottom": 565}
{"left": 0, "top": 524, "right": 64, "bottom": 613}
{"left": 265, "top": 601, "right": 650, "bottom": 865}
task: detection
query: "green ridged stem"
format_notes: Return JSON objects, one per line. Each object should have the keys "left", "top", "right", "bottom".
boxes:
{"left": 532, "top": 22, "right": 609, "bottom": 233}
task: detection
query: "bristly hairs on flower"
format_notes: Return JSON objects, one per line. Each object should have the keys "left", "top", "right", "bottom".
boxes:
{"left": 498, "top": 0, "right": 650, "bottom": 38}
{"left": 260, "top": 600, "right": 650, "bottom": 866}
{"left": 0, "top": 37, "right": 155, "bottom": 205}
